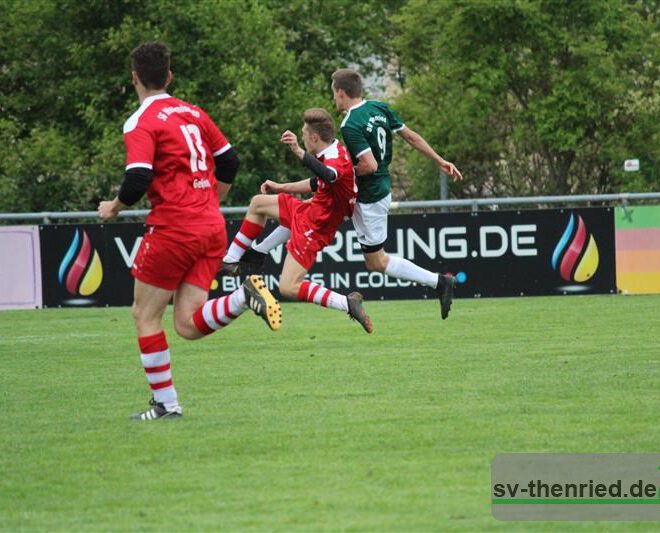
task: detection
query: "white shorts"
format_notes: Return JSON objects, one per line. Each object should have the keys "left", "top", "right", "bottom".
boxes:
{"left": 351, "top": 193, "right": 391, "bottom": 248}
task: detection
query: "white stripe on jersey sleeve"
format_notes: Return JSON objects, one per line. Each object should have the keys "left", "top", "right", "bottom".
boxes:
{"left": 126, "top": 162, "right": 153, "bottom": 171}
{"left": 213, "top": 144, "right": 232, "bottom": 157}
{"left": 355, "top": 147, "right": 373, "bottom": 159}
{"left": 393, "top": 124, "right": 406, "bottom": 133}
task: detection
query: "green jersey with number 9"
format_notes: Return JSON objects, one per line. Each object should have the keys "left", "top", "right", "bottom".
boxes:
{"left": 340, "top": 100, "right": 404, "bottom": 204}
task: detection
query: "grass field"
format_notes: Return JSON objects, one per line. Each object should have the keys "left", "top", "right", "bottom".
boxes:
{"left": 1, "top": 294, "right": 659, "bottom": 531}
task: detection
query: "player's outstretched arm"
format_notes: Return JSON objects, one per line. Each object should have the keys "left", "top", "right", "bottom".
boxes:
{"left": 399, "top": 127, "right": 463, "bottom": 181}
{"left": 280, "top": 129, "right": 337, "bottom": 185}
{"left": 261, "top": 179, "right": 312, "bottom": 195}
{"left": 281, "top": 130, "right": 305, "bottom": 159}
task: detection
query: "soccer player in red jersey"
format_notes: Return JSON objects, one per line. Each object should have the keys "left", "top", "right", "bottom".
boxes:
{"left": 98, "top": 42, "right": 281, "bottom": 421}
{"left": 222, "top": 108, "right": 373, "bottom": 333}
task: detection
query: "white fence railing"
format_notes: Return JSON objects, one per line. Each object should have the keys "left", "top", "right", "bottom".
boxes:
{"left": 1, "top": 192, "right": 659, "bottom": 223}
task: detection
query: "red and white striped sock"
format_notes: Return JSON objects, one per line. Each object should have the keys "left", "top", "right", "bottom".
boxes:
{"left": 224, "top": 219, "right": 264, "bottom": 263}
{"left": 297, "top": 280, "right": 348, "bottom": 312}
{"left": 138, "top": 331, "right": 178, "bottom": 411}
{"left": 192, "top": 286, "right": 247, "bottom": 335}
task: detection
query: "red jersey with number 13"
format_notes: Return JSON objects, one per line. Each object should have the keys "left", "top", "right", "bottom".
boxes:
{"left": 123, "top": 93, "right": 230, "bottom": 226}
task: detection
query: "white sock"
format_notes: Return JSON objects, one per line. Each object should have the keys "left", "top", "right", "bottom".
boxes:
{"left": 224, "top": 220, "right": 264, "bottom": 263}
{"left": 298, "top": 280, "right": 348, "bottom": 312}
{"left": 326, "top": 291, "right": 349, "bottom": 312}
{"left": 138, "top": 331, "right": 178, "bottom": 411}
{"left": 192, "top": 287, "right": 247, "bottom": 335}
{"left": 384, "top": 255, "right": 438, "bottom": 288}
{"left": 253, "top": 225, "right": 291, "bottom": 253}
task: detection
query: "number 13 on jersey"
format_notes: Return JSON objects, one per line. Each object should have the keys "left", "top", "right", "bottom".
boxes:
{"left": 180, "top": 124, "right": 208, "bottom": 172}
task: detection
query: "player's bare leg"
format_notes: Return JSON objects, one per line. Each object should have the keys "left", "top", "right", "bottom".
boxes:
{"left": 278, "top": 254, "right": 308, "bottom": 300}
{"left": 132, "top": 280, "right": 173, "bottom": 337}
{"left": 173, "top": 282, "right": 211, "bottom": 340}
{"left": 222, "top": 195, "right": 280, "bottom": 274}
{"left": 362, "top": 248, "right": 456, "bottom": 320}
{"left": 130, "top": 279, "right": 182, "bottom": 420}
{"left": 244, "top": 194, "right": 280, "bottom": 226}
{"left": 279, "top": 253, "right": 372, "bottom": 333}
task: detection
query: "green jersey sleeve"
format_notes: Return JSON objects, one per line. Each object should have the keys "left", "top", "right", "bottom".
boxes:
{"left": 340, "top": 124, "right": 372, "bottom": 161}
{"left": 387, "top": 105, "right": 405, "bottom": 132}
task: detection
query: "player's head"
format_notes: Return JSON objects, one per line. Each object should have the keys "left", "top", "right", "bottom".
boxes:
{"left": 331, "top": 68, "right": 363, "bottom": 112}
{"left": 301, "top": 108, "right": 335, "bottom": 152}
{"left": 130, "top": 41, "right": 172, "bottom": 91}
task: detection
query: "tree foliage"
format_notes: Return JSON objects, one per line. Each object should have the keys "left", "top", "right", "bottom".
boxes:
{"left": 0, "top": 0, "right": 658, "bottom": 213}
{"left": 0, "top": 0, "right": 394, "bottom": 211}
{"left": 393, "top": 0, "right": 660, "bottom": 197}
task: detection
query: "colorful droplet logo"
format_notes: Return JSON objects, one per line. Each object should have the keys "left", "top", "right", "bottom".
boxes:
{"left": 58, "top": 229, "right": 103, "bottom": 296}
{"left": 551, "top": 214, "right": 599, "bottom": 282}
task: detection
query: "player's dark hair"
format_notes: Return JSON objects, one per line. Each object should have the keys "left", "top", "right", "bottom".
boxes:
{"left": 303, "top": 108, "right": 335, "bottom": 143}
{"left": 131, "top": 41, "right": 171, "bottom": 90}
{"left": 331, "top": 68, "right": 363, "bottom": 99}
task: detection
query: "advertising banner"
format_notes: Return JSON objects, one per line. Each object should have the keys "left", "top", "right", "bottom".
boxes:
{"left": 40, "top": 223, "right": 144, "bottom": 308}
{"left": 38, "top": 207, "right": 616, "bottom": 307}
{"left": 615, "top": 205, "right": 660, "bottom": 294}
{"left": 0, "top": 226, "right": 42, "bottom": 309}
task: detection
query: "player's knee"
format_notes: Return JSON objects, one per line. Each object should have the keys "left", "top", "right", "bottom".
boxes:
{"left": 248, "top": 194, "right": 267, "bottom": 213}
{"left": 173, "top": 318, "right": 197, "bottom": 340}
{"left": 131, "top": 301, "right": 146, "bottom": 326}
{"left": 132, "top": 301, "right": 164, "bottom": 333}
{"left": 172, "top": 316, "right": 186, "bottom": 336}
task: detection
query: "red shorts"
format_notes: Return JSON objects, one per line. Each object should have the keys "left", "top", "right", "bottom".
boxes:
{"left": 278, "top": 194, "right": 332, "bottom": 271}
{"left": 131, "top": 223, "right": 226, "bottom": 291}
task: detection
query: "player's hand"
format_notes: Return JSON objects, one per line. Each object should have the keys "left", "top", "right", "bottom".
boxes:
{"left": 260, "top": 180, "right": 281, "bottom": 194}
{"left": 98, "top": 199, "right": 120, "bottom": 221}
{"left": 280, "top": 130, "right": 304, "bottom": 158}
{"left": 440, "top": 161, "right": 463, "bottom": 181}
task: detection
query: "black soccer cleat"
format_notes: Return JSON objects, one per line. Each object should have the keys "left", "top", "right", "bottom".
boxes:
{"left": 347, "top": 292, "right": 373, "bottom": 333}
{"left": 220, "top": 260, "right": 241, "bottom": 276}
{"left": 243, "top": 274, "right": 282, "bottom": 331}
{"left": 130, "top": 397, "right": 182, "bottom": 421}
{"left": 221, "top": 249, "right": 267, "bottom": 276}
{"left": 240, "top": 248, "right": 267, "bottom": 269}
{"left": 436, "top": 273, "right": 457, "bottom": 320}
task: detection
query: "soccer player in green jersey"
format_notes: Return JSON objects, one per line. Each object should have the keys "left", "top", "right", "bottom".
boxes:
{"left": 331, "top": 68, "right": 463, "bottom": 320}
{"left": 233, "top": 69, "right": 462, "bottom": 320}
